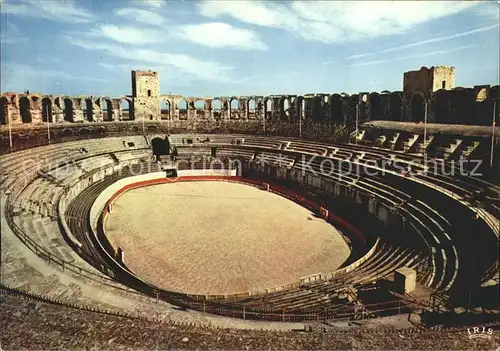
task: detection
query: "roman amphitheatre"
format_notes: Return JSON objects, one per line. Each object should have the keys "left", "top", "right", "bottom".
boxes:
{"left": 1, "top": 67, "right": 499, "bottom": 349}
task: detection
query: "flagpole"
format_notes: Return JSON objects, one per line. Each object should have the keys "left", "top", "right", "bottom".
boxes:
{"left": 491, "top": 99, "right": 496, "bottom": 168}
{"left": 46, "top": 104, "right": 51, "bottom": 144}
{"left": 8, "top": 106, "right": 12, "bottom": 149}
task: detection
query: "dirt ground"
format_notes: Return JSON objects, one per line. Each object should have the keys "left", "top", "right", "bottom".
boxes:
{"left": 105, "top": 181, "right": 350, "bottom": 295}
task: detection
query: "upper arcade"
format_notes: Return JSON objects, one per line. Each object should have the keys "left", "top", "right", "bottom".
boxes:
{"left": 0, "top": 67, "right": 498, "bottom": 127}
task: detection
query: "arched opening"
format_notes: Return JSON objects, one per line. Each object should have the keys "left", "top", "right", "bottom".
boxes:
{"left": 410, "top": 93, "right": 425, "bottom": 122}
{"left": 344, "top": 95, "right": 358, "bottom": 125}
{"left": 330, "top": 94, "right": 343, "bottom": 124}
{"left": 102, "top": 99, "right": 113, "bottom": 121}
{"left": 265, "top": 99, "right": 272, "bottom": 119}
{"left": 389, "top": 94, "right": 402, "bottom": 121}
{"left": 281, "top": 98, "right": 290, "bottom": 120}
{"left": 474, "top": 89, "right": 492, "bottom": 126}
{"left": 230, "top": 98, "right": 238, "bottom": 110}
{"left": 85, "top": 98, "right": 93, "bottom": 122}
{"left": 19, "top": 96, "right": 31, "bottom": 123}
{"left": 434, "top": 91, "right": 451, "bottom": 124}
{"left": 211, "top": 99, "right": 222, "bottom": 119}
{"left": 294, "top": 96, "right": 305, "bottom": 122}
{"left": 41, "top": 98, "right": 53, "bottom": 123}
{"left": 177, "top": 98, "right": 187, "bottom": 120}
{"left": 321, "top": 95, "right": 330, "bottom": 121}
{"left": 193, "top": 99, "right": 204, "bottom": 118}
{"left": 449, "top": 88, "right": 473, "bottom": 124}
{"left": 0, "top": 97, "right": 9, "bottom": 125}
{"left": 312, "top": 96, "right": 322, "bottom": 122}
{"left": 229, "top": 98, "right": 238, "bottom": 119}
{"left": 147, "top": 89, "right": 151, "bottom": 97}
{"left": 120, "top": 99, "right": 132, "bottom": 120}
{"left": 368, "top": 93, "right": 382, "bottom": 121}
{"left": 160, "top": 100, "right": 171, "bottom": 119}
{"left": 247, "top": 98, "right": 256, "bottom": 119}
{"left": 63, "top": 98, "right": 74, "bottom": 122}
{"left": 194, "top": 100, "right": 204, "bottom": 111}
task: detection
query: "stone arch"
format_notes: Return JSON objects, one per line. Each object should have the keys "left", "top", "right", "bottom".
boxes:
{"left": 312, "top": 95, "right": 322, "bottom": 122}
{"left": 84, "top": 98, "right": 94, "bottom": 122}
{"left": 62, "top": 97, "right": 74, "bottom": 122}
{"left": 102, "top": 98, "right": 113, "bottom": 121}
{"left": 247, "top": 98, "right": 256, "bottom": 119}
{"left": 344, "top": 95, "right": 358, "bottom": 125}
{"left": 41, "top": 97, "right": 53, "bottom": 123}
{"left": 0, "top": 96, "right": 9, "bottom": 125}
{"left": 211, "top": 98, "right": 222, "bottom": 119}
{"left": 120, "top": 98, "right": 132, "bottom": 120}
{"left": 264, "top": 98, "right": 273, "bottom": 119}
{"left": 433, "top": 90, "right": 451, "bottom": 124}
{"left": 19, "top": 96, "right": 31, "bottom": 123}
{"left": 389, "top": 93, "right": 403, "bottom": 121}
{"left": 160, "top": 99, "right": 171, "bottom": 119}
{"left": 228, "top": 97, "right": 238, "bottom": 119}
{"left": 177, "top": 98, "right": 188, "bottom": 120}
{"left": 193, "top": 99, "right": 204, "bottom": 111}
{"left": 229, "top": 97, "right": 238, "bottom": 110}
{"left": 330, "top": 94, "right": 343, "bottom": 124}
{"left": 410, "top": 93, "right": 426, "bottom": 123}
{"left": 368, "top": 93, "right": 382, "bottom": 121}
{"left": 294, "top": 96, "right": 305, "bottom": 121}
{"left": 279, "top": 97, "right": 290, "bottom": 120}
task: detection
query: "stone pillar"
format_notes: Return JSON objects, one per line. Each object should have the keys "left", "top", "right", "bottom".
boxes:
{"left": 204, "top": 99, "right": 212, "bottom": 119}
{"left": 239, "top": 98, "right": 247, "bottom": 120}
{"left": 221, "top": 98, "right": 230, "bottom": 120}
{"left": 30, "top": 96, "right": 43, "bottom": 124}
{"left": 7, "top": 102, "right": 22, "bottom": 125}
{"left": 72, "top": 98, "right": 84, "bottom": 122}
{"left": 111, "top": 99, "right": 121, "bottom": 121}
{"left": 92, "top": 98, "right": 103, "bottom": 122}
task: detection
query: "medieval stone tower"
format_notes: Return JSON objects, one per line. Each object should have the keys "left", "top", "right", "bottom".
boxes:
{"left": 131, "top": 70, "right": 160, "bottom": 120}
{"left": 403, "top": 66, "right": 456, "bottom": 99}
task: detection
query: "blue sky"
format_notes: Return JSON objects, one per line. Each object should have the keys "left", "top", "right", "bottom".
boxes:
{"left": 1, "top": 0, "right": 499, "bottom": 97}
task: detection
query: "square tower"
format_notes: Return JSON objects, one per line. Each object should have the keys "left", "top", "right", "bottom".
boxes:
{"left": 131, "top": 70, "right": 160, "bottom": 120}
{"left": 403, "top": 66, "right": 455, "bottom": 98}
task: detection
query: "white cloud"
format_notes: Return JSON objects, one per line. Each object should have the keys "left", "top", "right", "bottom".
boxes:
{"left": 346, "top": 53, "right": 376, "bottom": 60}
{"left": 383, "top": 24, "right": 498, "bottom": 53}
{"left": 174, "top": 22, "right": 268, "bottom": 50}
{"left": 89, "top": 25, "right": 165, "bottom": 44}
{"left": 115, "top": 7, "right": 165, "bottom": 26}
{"left": 1, "top": 0, "right": 94, "bottom": 23}
{"left": 346, "top": 45, "right": 476, "bottom": 67}
{"left": 395, "top": 44, "right": 475, "bottom": 60}
{"left": 348, "top": 59, "right": 389, "bottom": 68}
{"left": 67, "top": 37, "right": 234, "bottom": 82}
{"left": 198, "top": 0, "right": 482, "bottom": 44}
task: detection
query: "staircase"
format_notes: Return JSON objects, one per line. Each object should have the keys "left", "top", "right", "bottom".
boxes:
{"left": 402, "top": 134, "right": 419, "bottom": 153}
{"left": 436, "top": 139, "right": 463, "bottom": 159}
{"left": 386, "top": 133, "right": 400, "bottom": 150}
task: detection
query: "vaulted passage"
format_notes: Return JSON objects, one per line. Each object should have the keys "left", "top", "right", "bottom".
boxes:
{"left": 19, "top": 97, "right": 31, "bottom": 123}
{"left": 42, "top": 98, "right": 53, "bottom": 122}
{"left": 411, "top": 94, "right": 425, "bottom": 123}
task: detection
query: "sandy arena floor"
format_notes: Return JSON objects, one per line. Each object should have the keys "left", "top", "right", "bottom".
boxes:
{"left": 105, "top": 181, "right": 350, "bottom": 295}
